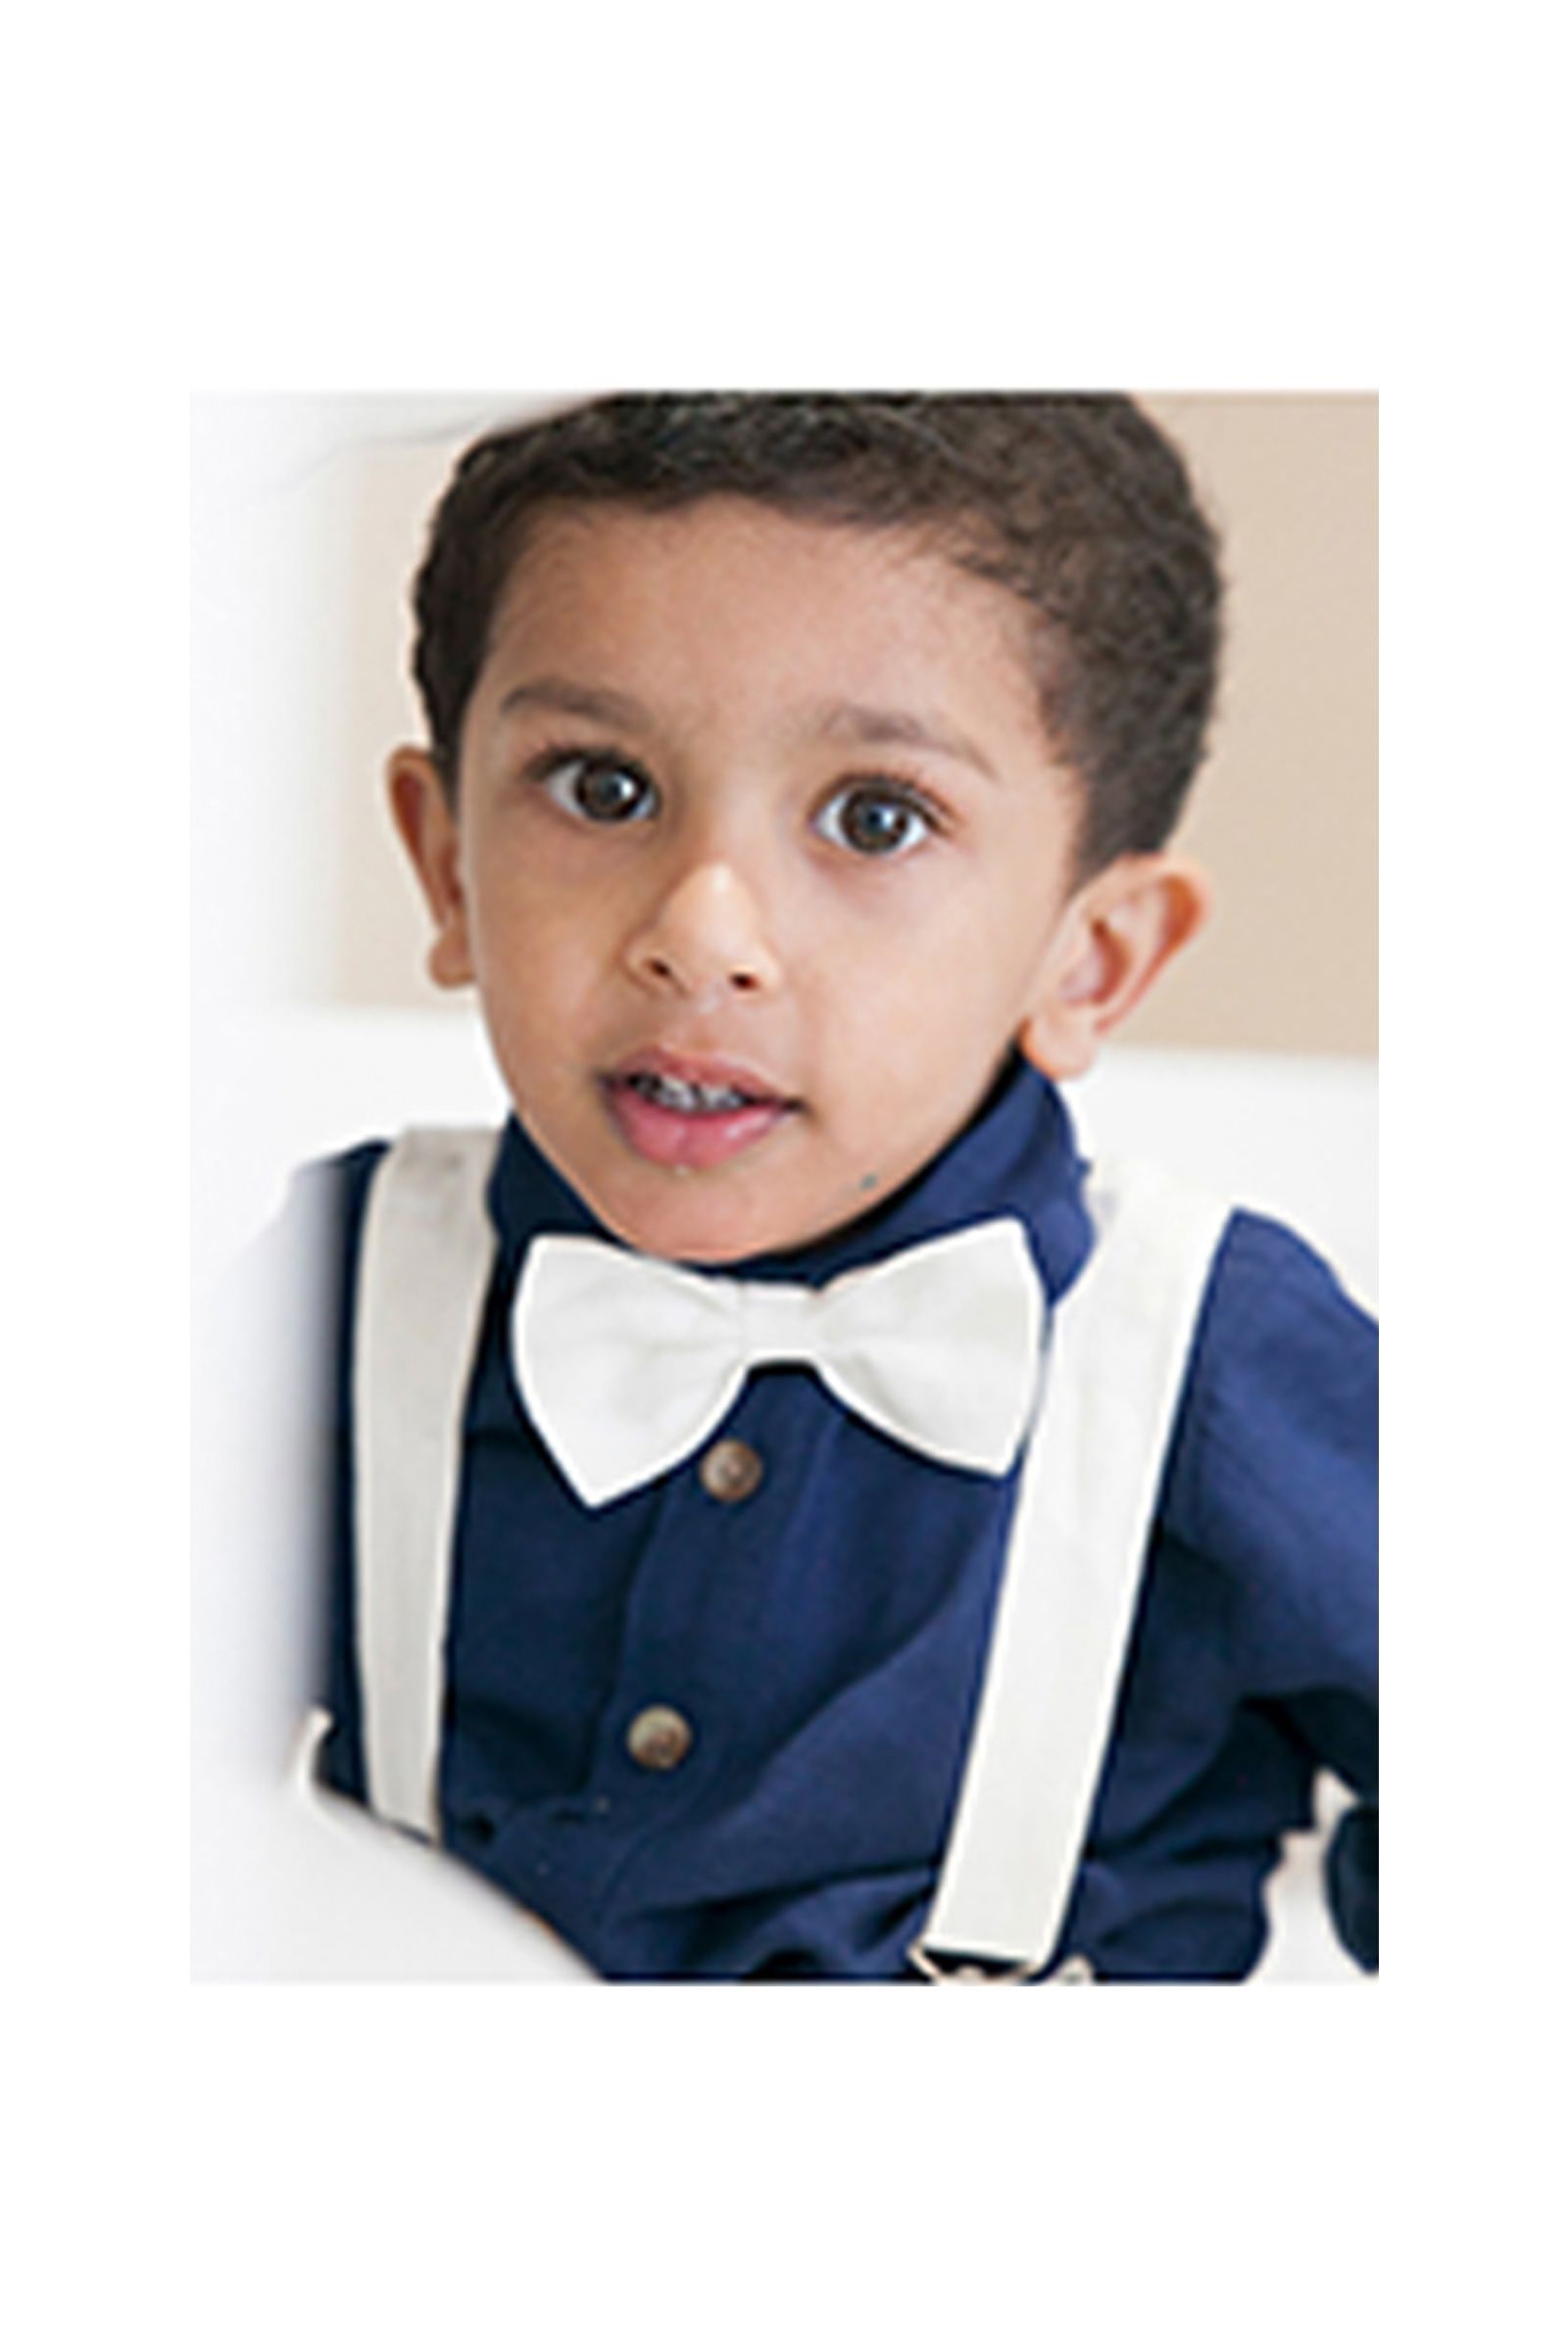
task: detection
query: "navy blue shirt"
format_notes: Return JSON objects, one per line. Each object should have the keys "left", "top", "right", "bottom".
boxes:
{"left": 309, "top": 1057, "right": 1377, "bottom": 1982}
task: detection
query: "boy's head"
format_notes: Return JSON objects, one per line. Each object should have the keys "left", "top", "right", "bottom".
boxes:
{"left": 390, "top": 394, "right": 1223, "bottom": 1264}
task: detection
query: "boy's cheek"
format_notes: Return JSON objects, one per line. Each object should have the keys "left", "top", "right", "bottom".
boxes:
{"left": 468, "top": 900, "right": 583, "bottom": 1007}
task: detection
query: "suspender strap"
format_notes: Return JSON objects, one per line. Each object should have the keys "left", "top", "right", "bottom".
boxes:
{"left": 352, "top": 1127, "right": 501, "bottom": 1838}
{"left": 908, "top": 1155, "right": 1231, "bottom": 1982}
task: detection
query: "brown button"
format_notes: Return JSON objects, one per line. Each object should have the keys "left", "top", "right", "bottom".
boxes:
{"left": 699, "top": 1438, "right": 764, "bottom": 1503}
{"left": 625, "top": 1704, "right": 695, "bottom": 1772}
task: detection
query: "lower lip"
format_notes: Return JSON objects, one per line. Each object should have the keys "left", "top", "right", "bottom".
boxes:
{"left": 602, "top": 1079, "right": 798, "bottom": 1171}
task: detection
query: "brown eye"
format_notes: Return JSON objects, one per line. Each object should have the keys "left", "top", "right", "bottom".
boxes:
{"left": 540, "top": 752, "right": 660, "bottom": 825}
{"left": 815, "top": 783, "right": 934, "bottom": 858}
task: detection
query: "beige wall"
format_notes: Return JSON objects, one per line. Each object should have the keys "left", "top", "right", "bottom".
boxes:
{"left": 1130, "top": 393, "right": 1377, "bottom": 1055}
{"left": 299, "top": 393, "right": 1376, "bottom": 1059}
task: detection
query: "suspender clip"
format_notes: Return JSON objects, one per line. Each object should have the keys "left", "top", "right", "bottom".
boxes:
{"left": 907, "top": 1943, "right": 1041, "bottom": 1985}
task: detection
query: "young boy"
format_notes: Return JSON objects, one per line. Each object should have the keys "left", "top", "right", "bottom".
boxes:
{"left": 303, "top": 393, "right": 1377, "bottom": 1984}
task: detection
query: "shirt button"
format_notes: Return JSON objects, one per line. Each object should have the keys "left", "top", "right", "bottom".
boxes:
{"left": 699, "top": 1438, "right": 764, "bottom": 1503}
{"left": 625, "top": 1705, "right": 695, "bottom": 1772}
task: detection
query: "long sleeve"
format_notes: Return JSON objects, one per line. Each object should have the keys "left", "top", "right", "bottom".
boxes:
{"left": 1161, "top": 1209, "right": 1378, "bottom": 1970}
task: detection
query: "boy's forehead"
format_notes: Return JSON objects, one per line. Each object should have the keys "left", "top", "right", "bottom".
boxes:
{"left": 480, "top": 495, "right": 1048, "bottom": 742}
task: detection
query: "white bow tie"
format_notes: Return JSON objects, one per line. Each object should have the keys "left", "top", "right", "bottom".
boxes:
{"left": 511, "top": 1219, "right": 1046, "bottom": 1508}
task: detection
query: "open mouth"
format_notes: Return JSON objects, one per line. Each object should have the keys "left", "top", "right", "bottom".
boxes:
{"left": 603, "top": 1054, "right": 803, "bottom": 1170}
{"left": 621, "top": 1070, "right": 767, "bottom": 1115}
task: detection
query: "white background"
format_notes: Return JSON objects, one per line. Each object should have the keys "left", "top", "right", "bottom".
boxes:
{"left": 9, "top": 5, "right": 1559, "bottom": 2346}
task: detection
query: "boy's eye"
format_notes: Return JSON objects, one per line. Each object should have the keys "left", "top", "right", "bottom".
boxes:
{"left": 539, "top": 751, "right": 660, "bottom": 826}
{"left": 814, "top": 782, "right": 935, "bottom": 858}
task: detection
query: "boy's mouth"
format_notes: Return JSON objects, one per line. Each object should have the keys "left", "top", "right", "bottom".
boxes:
{"left": 601, "top": 1051, "right": 803, "bottom": 1171}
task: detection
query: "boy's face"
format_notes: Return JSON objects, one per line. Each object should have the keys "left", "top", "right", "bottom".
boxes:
{"left": 395, "top": 499, "right": 1104, "bottom": 1264}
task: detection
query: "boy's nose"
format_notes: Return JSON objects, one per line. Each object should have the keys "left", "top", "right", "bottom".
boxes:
{"left": 623, "top": 858, "right": 784, "bottom": 1004}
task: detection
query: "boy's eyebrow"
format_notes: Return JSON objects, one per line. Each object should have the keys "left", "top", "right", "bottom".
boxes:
{"left": 805, "top": 700, "right": 999, "bottom": 781}
{"left": 495, "top": 677, "right": 654, "bottom": 731}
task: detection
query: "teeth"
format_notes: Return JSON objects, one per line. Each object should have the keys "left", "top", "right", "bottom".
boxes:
{"left": 632, "top": 1072, "right": 753, "bottom": 1113}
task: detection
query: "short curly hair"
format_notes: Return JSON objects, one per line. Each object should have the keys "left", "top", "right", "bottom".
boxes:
{"left": 410, "top": 393, "right": 1223, "bottom": 877}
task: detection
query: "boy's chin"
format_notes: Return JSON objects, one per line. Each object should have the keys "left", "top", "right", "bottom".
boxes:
{"left": 578, "top": 1166, "right": 869, "bottom": 1270}
{"left": 591, "top": 1193, "right": 827, "bottom": 1269}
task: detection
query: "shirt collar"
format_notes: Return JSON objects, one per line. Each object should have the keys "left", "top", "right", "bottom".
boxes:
{"left": 486, "top": 1052, "right": 1095, "bottom": 1306}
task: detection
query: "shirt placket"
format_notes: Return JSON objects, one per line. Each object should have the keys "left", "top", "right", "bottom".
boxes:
{"left": 491, "top": 1377, "right": 809, "bottom": 1941}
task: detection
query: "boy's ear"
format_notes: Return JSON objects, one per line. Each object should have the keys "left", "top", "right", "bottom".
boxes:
{"left": 387, "top": 748, "right": 474, "bottom": 989}
{"left": 1018, "top": 854, "right": 1210, "bottom": 1081}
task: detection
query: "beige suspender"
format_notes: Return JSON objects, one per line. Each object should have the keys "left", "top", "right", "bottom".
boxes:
{"left": 352, "top": 1128, "right": 502, "bottom": 1838}
{"left": 350, "top": 1128, "right": 1230, "bottom": 1977}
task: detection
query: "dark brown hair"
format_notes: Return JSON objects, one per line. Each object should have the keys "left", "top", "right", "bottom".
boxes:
{"left": 410, "top": 393, "right": 1223, "bottom": 876}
